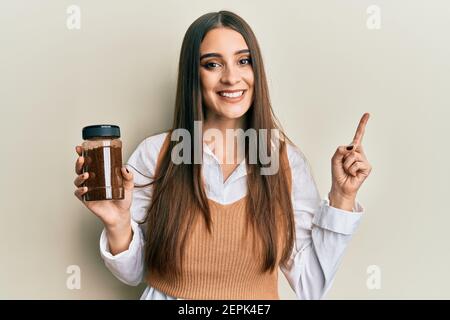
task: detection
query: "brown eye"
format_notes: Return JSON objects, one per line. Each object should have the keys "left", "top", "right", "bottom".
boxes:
{"left": 203, "top": 62, "right": 220, "bottom": 69}
{"left": 239, "top": 58, "right": 251, "bottom": 65}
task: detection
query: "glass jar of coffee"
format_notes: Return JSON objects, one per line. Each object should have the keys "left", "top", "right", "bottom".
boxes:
{"left": 81, "top": 125, "right": 124, "bottom": 201}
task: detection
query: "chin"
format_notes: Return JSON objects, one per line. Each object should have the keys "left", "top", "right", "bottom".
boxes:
{"left": 220, "top": 107, "right": 250, "bottom": 119}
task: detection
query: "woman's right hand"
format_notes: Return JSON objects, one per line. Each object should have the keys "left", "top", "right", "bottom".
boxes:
{"left": 73, "top": 145, "right": 134, "bottom": 231}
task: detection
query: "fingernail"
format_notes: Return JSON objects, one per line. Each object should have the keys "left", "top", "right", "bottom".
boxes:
{"left": 346, "top": 145, "right": 354, "bottom": 151}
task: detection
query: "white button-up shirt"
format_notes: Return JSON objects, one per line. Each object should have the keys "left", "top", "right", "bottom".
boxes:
{"left": 99, "top": 132, "right": 364, "bottom": 300}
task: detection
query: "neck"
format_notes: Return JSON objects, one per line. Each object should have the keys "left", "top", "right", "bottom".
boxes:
{"left": 202, "top": 113, "right": 247, "bottom": 164}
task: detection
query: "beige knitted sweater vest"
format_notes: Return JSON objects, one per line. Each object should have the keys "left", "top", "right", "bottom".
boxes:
{"left": 146, "top": 135, "right": 292, "bottom": 300}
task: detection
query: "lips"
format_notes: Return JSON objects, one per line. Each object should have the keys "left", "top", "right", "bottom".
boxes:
{"left": 217, "top": 89, "right": 247, "bottom": 103}
{"left": 217, "top": 89, "right": 246, "bottom": 93}
{"left": 216, "top": 89, "right": 247, "bottom": 103}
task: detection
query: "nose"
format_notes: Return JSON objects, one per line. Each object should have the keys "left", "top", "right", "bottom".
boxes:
{"left": 220, "top": 64, "right": 241, "bottom": 85}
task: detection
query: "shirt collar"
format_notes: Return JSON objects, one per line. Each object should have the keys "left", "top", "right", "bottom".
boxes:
{"left": 202, "top": 142, "right": 248, "bottom": 184}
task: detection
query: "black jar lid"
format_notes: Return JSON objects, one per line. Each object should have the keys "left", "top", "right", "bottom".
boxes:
{"left": 82, "top": 125, "right": 121, "bottom": 140}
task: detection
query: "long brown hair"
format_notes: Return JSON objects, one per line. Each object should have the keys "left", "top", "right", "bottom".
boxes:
{"left": 136, "top": 10, "right": 295, "bottom": 279}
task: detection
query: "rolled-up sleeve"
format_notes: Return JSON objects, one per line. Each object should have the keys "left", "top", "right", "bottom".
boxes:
{"left": 99, "top": 135, "right": 161, "bottom": 286}
{"left": 280, "top": 144, "right": 364, "bottom": 299}
{"left": 99, "top": 220, "right": 146, "bottom": 286}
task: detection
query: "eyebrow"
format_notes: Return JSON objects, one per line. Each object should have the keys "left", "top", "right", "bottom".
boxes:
{"left": 200, "top": 49, "right": 250, "bottom": 61}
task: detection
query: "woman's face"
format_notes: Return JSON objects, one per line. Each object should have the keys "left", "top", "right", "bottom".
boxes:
{"left": 199, "top": 27, "right": 254, "bottom": 121}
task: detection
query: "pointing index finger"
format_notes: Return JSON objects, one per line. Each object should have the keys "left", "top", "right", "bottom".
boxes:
{"left": 352, "top": 113, "right": 370, "bottom": 146}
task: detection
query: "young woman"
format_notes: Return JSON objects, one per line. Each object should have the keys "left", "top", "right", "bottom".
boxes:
{"left": 73, "top": 11, "right": 372, "bottom": 300}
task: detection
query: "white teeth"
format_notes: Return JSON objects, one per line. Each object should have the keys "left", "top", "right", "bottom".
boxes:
{"left": 219, "top": 91, "right": 244, "bottom": 98}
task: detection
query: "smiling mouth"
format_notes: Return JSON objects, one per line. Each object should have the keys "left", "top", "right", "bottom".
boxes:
{"left": 216, "top": 90, "right": 246, "bottom": 102}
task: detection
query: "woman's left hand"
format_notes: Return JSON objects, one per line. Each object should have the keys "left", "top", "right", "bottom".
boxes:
{"left": 329, "top": 113, "right": 372, "bottom": 211}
